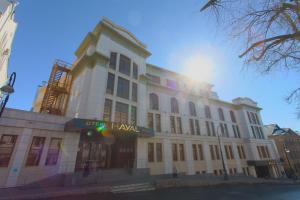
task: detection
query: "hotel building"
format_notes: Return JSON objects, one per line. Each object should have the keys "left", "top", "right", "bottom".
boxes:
{"left": 0, "top": 18, "right": 283, "bottom": 188}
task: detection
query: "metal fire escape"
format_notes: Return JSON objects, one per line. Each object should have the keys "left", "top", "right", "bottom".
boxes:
{"left": 40, "top": 60, "right": 72, "bottom": 116}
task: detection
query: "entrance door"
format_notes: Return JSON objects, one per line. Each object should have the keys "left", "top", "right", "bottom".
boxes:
{"left": 255, "top": 166, "right": 270, "bottom": 178}
{"left": 111, "top": 138, "right": 135, "bottom": 168}
{"left": 75, "top": 140, "right": 109, "bottom": 171}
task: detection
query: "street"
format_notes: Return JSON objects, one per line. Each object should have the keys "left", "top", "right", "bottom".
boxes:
{"left": 43, "top": 184, "right": 300, "bottom": 200}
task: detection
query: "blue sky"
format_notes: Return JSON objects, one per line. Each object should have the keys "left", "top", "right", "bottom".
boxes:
{"left": 7, "top": 0, "right": 300, "bottom": 131}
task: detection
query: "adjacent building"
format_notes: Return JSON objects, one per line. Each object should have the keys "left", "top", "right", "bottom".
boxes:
{"left": 266, "top": 124, "right": 300, "bottom": 177}
{"left": 0, "top": 0, "right": 17, "bottom": 94}
{"left": 0, "top": 18, "right": 283, "bottom": 188}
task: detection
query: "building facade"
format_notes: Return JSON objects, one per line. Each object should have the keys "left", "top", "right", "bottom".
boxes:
{"left": 266, "top": 124, "right": 300, "bottom": 177}
{"left": 0, "top": 0, "right": 17, "bottom": 93}
{"left": 0, "top": 18, "right": 283, "bottom": 188}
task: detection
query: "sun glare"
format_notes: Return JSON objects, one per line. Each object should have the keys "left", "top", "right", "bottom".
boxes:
{"left": 182, "top": 53, "right": 215, "bottom": 82}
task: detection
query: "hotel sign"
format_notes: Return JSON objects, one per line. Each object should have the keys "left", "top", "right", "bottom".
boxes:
{"left": 64, "top": 118, "right": 154, "bottom": 137}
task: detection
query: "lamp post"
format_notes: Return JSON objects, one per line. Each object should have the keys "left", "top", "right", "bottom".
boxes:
{"left": 216, "top": 125, "right": 228, "bottom": 180}
{"left": 0, "top": 72, "right": 16, "bottom": 117}
{"left": 283, "top": 143, "right": 294, "bottom": 178}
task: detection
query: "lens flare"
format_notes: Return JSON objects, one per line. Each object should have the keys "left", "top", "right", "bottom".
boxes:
{"left": 95, "top": 123, "right": 110, "bottom": 137}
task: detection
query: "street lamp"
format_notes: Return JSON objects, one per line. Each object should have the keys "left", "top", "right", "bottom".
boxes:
{"left": 0, "top": 72, "right": 16, "bottom": 117}
{"left": 283, "top": 143, "right": 294, "bottom": 178}
{"left": 216, "top": 125, "right": 229, "bottom": 180}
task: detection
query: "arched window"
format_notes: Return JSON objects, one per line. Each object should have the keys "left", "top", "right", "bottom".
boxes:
{"left": 204, "top": 105, "right": 211, "bottom": 119}
{"left": 230, "top": 110, "right": 236, "bottom": 123}
{"left": 149, "top": 93, "right": 159, "bottom": 110}
{"left": 189, "top": 101, "right": 197, "bottom": 116}
{"left": 218, "top": 108, "right": 225, "bottom": 121}
{"left": 171, "top": 97, "right": 179, "bottom": 113}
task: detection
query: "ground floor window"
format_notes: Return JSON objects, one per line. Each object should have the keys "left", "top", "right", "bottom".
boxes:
{"left": 26, "top": 137, "right": 46, "bottom": 166}
{"left": 148, "top": 143, "right": 154, "bottom": 162}
{"left": 172, "top": 143, "right": 178, "bottom": 161}
{"left": 156, "top": 143, "right": 163, "bottom": 162}
{"left": 45, "top": 138, "right": 62, "bottom": 165}
{"left": 0, "top": 135, "right": 18, "bottom": 167}
{"left": 179, "top": 144, "right": 185, "bottom": 161}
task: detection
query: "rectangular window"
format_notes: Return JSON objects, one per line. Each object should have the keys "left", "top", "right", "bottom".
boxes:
{"left": 229, "top": 145, "right": 234, "bottom": 159}
{"left": 109, "top": 52, "right": 117, "bottom": 69}
{"left": 255, "top": 113, "right": 260, "bottom": 125}
{"left": 224, "top": 124, "right": 229, "bottom": 137}
{"left": 236, "top": 125, "right": 241, "bottom": 138}
{"left": 211, "top": 122, "right": 216, "bottom": 136}
{"left": 195, "top": 120, "right": 201, "bottom": 135}
{"left": 251, "top": 126, "right": 256, "bottom": 138}
{"left": 206, "top": 121, "right": 211, "bottom": 136}
{"left": 132, "top": 82, "right": 137, "bottom": 102}
{"left": 26, "top": 137, "right": 46, "bottom": 166}
{"left": 265, "top": 146, "right": 270, "bottom": 158}
{"left": 261, "top": 146, "right": 267, "bottom": 158}
{"left": 176, "top": 117, "right": 182, "bottom": 134}
{"left": 115, "top": 102, "right": 129, "bottom": 123}
{"left": 225, "top": 145, "right": 230, "bottom": 159}
{"left": 103, "top": 99, "right": 113, "bottom": 121}
{"left": 237, "top": 146, "right": 242, "bottom": 159}
{"left": 251, "top": 112, "right": 257, "bottom": 124}
{"left": 148, "top": 143, "right": 154, "bottom": 162}
{"left": 156, "top": 143, "right": 163, "bottom": 162}
{"left": 215, "top": 145, "right": 220, "bottom": 160}
{"left": 117, "top": 77, "right": 130, "bottom": 99}
{"left": 155, "top": 114, "right": 161, "bottom": 132}
{"left": 106, "top": 73, "right": 115, "bottom": 94}
{"left": 148, "top": 113, "right": 154, "bottom": 129}
{"left": 45, "top": 138, "right": 62, "bottom": 165}
{"left": 232, "top": 125, "right": 237, "bottom": 138}
{"left": 192, "top": 144, "right": 198, "bottom": 160}
{"left": 119, "top": 54, "right": 131, "bottom": 76}
{"left": 131, "top": 106, "right": 137, "bottom": 125}
{"left": 0, "top": 135, "right": 17, "bottom": 167}
{"left": 172, "top": 143, "right": 178, "bottom": 161}
{"left": 179, "top": 144, "right": 185, "bottom": 161}
{"left": 198, "top": 144, "right": 204, "bottom": 160}
{"left": 247, "top": 111, "right": 252, "bottom": 124}
{"left": 133, "top": 62, "right": 138, "bottom": 79}
{"left": 257, "top": 146, "right": 262, "bottom": 158}
{"left": 210, "top": 145, "right": 215, "bottom": 160}
{"left": 241, "top": 145, "right": 246, "bottom": 159}
{"left": 189, "top": 119, "right": 195, "bottom": 135}
{"left": 170, "top": 116, "right": 176, "bottom": 133}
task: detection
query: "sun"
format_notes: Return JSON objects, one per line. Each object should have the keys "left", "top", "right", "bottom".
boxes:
{"left": 182, "top": 53, "right": 215, "bottom": 82}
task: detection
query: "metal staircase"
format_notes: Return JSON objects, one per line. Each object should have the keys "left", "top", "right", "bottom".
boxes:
{"left": 40, "top": 60, "right": 72, "bottom": 116}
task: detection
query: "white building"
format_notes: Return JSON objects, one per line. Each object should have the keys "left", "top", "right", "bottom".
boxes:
{"left": 0, "top": 0, "right": 17, "bottom": 94}
{"left": 0, "top": 18, "right": 283, "bottom": 188}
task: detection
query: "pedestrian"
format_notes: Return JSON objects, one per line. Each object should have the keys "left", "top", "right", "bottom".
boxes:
{"left": 83, "top": 161, "right": 90, "bottom": 177}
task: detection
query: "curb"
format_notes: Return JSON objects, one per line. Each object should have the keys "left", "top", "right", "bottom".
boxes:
{"left": 0, "top": 186, "right": 111, "bottom": 200}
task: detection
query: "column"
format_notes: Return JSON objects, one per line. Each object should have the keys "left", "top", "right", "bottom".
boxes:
{"left": 232, "top": 142, "right": 242, "bottom": 173}
{"left": 58, "top": 132, "right": 81, "bottom": 173}
{"left": 163, "top": 138, "right": 173, "bottom": 174}
{"left": 185, "top": 140, "right": 195, "bottom": 175}
{"left": 203, "top": 142, "right": 213, "bottom": 173}
{"left": 5, "top": 128, "right": 32, "bottom": 187}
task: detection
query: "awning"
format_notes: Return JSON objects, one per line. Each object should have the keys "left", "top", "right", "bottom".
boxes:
{"left": 64, "top": 118, "right": 154, "bottom": 137}
{"left": 247, "top": 160, "right": 280, "bottom": 166}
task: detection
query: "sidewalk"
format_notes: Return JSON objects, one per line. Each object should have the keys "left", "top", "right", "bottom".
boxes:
{"left": 0, "top": 185, "right": 110, "bottom": 200}
{"left": 0, "top": 176, "right": 299, "bottom": 200}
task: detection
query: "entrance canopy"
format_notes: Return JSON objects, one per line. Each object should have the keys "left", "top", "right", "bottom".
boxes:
{"left": 247, "top": 160, "right": 279, "bottom": 166}
{"left": 64, "top": 118, "right": 154, "bottom": 137}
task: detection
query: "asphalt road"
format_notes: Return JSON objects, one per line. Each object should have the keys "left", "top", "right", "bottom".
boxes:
{"left": 43, "top": 184, "right": 300, "bottom": 200}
